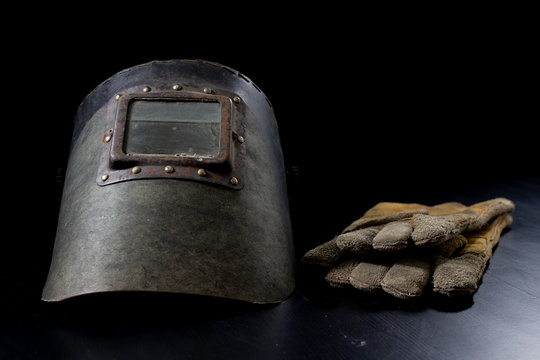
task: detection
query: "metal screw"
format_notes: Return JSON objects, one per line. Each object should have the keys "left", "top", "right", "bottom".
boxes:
{"left": 197, "top": 168, "right": 207, "bottom": 176}
{"left": 115, "top": 94, "right": 121, "bottom": 100}
{"left": 131, "top": 166, "right": 141, "bottom": 174}
{"left": 203, "top": 88, "right": 213, "bottom": 94}
{"left": 233, "top": 96, "right": 242, "bottom": 103}
{"left": 229, "top": 177, "right": 239, "bottom": 185}
{"left": 101, "top": 174, "right": 109, "bottom": 181}
{"left": 172, "top": 84, "right": 182, "bottom": 90}
{"left": 164, "top": 165, "right": 174, "bottom": 173}
{"left": 143, "top": 86, "right": 151, "bottom": 93}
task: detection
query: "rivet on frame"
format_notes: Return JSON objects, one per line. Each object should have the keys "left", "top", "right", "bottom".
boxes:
{"left": 233, "top": 96, "right": 242, "bottom": 103}
{"left": 131, "top": 166, "right": 141, "bottom": 174}
{"left": 203, "top": 88, "right": 213, "bottom": 94}
{"left": 198, "top": 169, "right": 207, "bottom": 176}
{"left": 143, "top": 86, "right": 151, "bottom": 93}
{"left": 164, "top": 165, "right": 174, "bottom": 173}
{"left": 229, "top": 177, "right": 239, "bottom": 185}
{"left": 101, "top": 174, "right": 109, "bottom": 181}
{"left": 115, "top": 94, "right": 121, "bottom": 100}
{"left": 172, "top": 84, "right": 182, "bottom": 91}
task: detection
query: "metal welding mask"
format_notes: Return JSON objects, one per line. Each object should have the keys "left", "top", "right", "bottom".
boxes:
{"left": 42, "top": 59, "right": 295, "bottom": 304}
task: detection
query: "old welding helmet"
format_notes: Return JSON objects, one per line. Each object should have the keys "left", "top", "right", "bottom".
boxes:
{"left": 42, "top": 59, "right": 295, "bottom": 304}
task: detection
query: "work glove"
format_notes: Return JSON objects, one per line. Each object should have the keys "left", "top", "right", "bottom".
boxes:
{"left": 303, "top": 198, "right": 514, "bottom": 263}
{"left": 321, "top": 232, "right": 468, "bottom": 298}
{"left": 337, "top": 198, "right": 513, "bottom": 254}
{"left": 302, "top": 198, "right": 514, "bottom": 300}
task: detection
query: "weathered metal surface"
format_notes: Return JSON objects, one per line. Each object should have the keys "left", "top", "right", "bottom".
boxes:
{"left": 42, "top": 59, "right": 295, "bottom": 304}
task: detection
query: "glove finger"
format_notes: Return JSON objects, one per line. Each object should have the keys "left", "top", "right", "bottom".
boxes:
{"left": 325, "top": 259, "right": 359, "bottom": 288}
{"left": 349, "top": 259, "right": 392, "bottom": 292}
{"left": 336, "top": 226, "right": 382, "bottom": 254}
{"left": 467, "top": 198, "right": 515, "bottom": 231}
{"left": 343, "top": 205, "right": 428, "bottom": 233}
{"left": 432, "top": 214, "right": 513, "bottom": 296}
{"left": 432, "top": 253, "right": 485, "bottom": 296}
{"left": 372, "top": 221, "right": 412, "bottom": 252}
{"left": 381, "top": 257, "right": 432, "bottom": 300}
{"left": 411, "top": 213, "right": 473, "bottom": 247}
{"left": 302, "top": 237, "right": 342, "bottom": 267}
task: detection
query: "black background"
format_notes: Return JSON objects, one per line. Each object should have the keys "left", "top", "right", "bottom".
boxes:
{"left": 2, "top": 8, "right": 539, "bottom": 359}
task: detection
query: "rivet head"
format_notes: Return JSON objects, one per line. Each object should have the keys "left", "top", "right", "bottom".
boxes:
{"left": 131, "top": 166, "right": 141, "bottom": 174}
{"left": 143, "top": 86, "right": 151, "bottom": 93}
{"left": 164, "top": 165, "right": 174, "bottom": 173}
{"left": 197, "top": 168, "right": 207, "bottom": 176}
{"left": 229, "top": 177, "right": 239, "bottom": 185}
{"left": 233, "top": 96, "right": 242, "bottom": 103}
{"left": 172, "top": 84, "right": 182, "bottom": 90}
{"left": 115, "top": 94, "right": 121, "bottom": 100}
{"left": 101, "top": 174, "right": 109, "bottom": 181}
{"left": 203, "top": 88, "right": 213, "bottom": 94}
{"left": 104, "top": 134, "right": 112, "bottom": 142}
{"left": 237, "top": 135, "right": 245, "bottom": 144}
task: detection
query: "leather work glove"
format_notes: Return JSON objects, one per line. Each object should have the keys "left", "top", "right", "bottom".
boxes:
{"left": 302, "top": 198, "right": 515, "bottom": 300}
{"left": 321, "top": 233, "right": 469, "bottom": 297}
{"left": 303, "top": 198, "right": 515, "bottom": 262}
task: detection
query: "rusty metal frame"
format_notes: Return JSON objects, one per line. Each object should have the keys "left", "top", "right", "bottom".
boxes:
{"left": 96, "top": 88, "right": 246, "bottom": 189}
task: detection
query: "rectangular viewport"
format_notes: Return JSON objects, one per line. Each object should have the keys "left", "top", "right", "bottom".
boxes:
{"left": 124, "top": 100, "right": 222, "bottom": 157}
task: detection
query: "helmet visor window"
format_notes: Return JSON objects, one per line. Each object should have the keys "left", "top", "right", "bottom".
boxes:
{"left": 124, "top": 100, "right": 222, "bottom": 156}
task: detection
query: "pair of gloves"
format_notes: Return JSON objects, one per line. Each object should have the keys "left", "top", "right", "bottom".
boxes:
{"left": 302, "top": 198, "right": 515, "bottom": 300}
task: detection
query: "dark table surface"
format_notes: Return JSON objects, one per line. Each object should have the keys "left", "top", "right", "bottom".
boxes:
{"left": 2, "top": 175, "right": 539, "bottom": 360}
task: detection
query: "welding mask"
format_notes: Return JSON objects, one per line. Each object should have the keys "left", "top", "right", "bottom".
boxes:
{"left": 42, "top": 59, "right": 295, "bottom": 304}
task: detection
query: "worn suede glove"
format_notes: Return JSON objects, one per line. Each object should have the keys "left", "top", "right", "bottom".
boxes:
{"left": 303, "top": 198, "right": 514, "bottom": 262}
{"left": 344, "top": 214, "right": 513, "bottom": 299}
{"left": 324, "top": 233, "right": 468, "bottom": 298}
{"left": 302, "top": 198, "right": 515, "bottom": 300}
